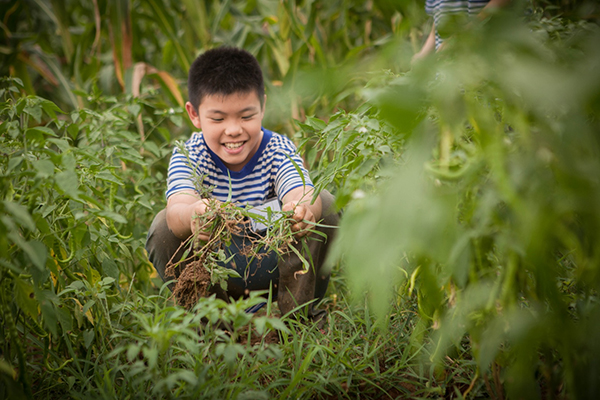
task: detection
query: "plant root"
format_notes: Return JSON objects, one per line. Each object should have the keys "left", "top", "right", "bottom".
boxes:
{"left": 170, "top": 258, "right": 211, "bottom": 309}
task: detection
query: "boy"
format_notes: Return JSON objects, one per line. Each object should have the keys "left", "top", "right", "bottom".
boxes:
{"left": 145, "top": 47, "right": 338, "bottom": 322}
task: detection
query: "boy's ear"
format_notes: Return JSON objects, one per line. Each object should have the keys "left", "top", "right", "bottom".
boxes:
{"left": 185, "top": 101, "right": 202, "bottom": 129}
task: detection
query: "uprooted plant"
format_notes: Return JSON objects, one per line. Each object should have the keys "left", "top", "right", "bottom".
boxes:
{"left": 163, "top": 194, "right": 324, "bottom": 309}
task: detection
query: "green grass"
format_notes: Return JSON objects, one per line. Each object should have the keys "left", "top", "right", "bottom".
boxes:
{"left": 40, "top": 273, "right": 476, "bottom": 400}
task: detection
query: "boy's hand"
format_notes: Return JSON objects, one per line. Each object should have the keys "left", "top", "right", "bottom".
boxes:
{"left": 190, "top": 199, "right": 211, "bottom": 241}
{"left": 282, "top": 201, "right": 316, "bottom": 238}
{"left": 166, "top": 191, "right": 215, "bottom": 240}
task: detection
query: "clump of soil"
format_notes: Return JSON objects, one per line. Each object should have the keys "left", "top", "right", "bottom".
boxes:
{"left": 166, "top": 258, "right": 211, "bottom": 309}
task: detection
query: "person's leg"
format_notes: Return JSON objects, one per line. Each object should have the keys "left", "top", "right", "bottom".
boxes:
{"left": 277, "top": 190, "right": 339, "bottom": 322}
{"left": 219, "top": 232, "right": 279, "bottom": 299}
{"left": 145, "top": 209, "right": 191, "bottom": 292}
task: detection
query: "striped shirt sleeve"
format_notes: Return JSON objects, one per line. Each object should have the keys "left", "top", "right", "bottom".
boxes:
{"left": 271, "top": 134, "right": 313, "bottom": 199}
{"left": 166, "top": 133, "right": 210, "bottom": 198}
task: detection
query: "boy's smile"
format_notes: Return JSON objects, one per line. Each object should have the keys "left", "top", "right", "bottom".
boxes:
{"left": 186, "top": 91, "right": 265, "bottom": 172}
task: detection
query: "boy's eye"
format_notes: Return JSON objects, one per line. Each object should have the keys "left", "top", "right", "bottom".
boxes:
{"left": 242, "top": 114, "right": 255, "bottom": 120}
{"left": 211, "top": 118, "right": 224, "bottom": 122}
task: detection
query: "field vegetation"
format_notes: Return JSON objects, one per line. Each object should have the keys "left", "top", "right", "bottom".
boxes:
{"left": 1, "top": 0, "right": 599, "bottom": 398}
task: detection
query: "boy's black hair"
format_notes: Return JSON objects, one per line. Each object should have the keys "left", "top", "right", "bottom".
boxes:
{"left": 187, "top": 46, "right": 265, "bottom": 110}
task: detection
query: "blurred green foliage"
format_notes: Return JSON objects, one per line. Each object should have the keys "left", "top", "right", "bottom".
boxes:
{"left": 324, "top": 5, "right": 600, "bottom": 399}
{"left": 0, "top": 0, "right": 432, "bottom": 133}
{"left": 0, "top": 75, "right": 178, "bottom": 397}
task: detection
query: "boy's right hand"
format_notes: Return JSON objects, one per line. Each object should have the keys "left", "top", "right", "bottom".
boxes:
{"left": 166, "top": 191, "right": 213, "bottom": 240}
{"left": 190, "top": 199, "right": 211, "bottom": 241}
{"left": 282, "top": 201, "right": 316, "bottom": 238}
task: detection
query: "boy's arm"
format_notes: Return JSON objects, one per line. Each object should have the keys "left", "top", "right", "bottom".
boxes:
{"left": 412, "top": 23, "right": 436, "bottom": 64}
{"left": 479, "top": 0, "right": 511, "bottom": 19}
{"left": 166, "top": 190, "right": 211, "bottom": 241}
{"left": 282, "top": 186, "right": 322, "bottom": 238}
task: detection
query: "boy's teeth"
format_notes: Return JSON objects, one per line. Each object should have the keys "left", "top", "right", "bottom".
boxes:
{"left": 224, "top": 142, "right": 243, "bottom": 149}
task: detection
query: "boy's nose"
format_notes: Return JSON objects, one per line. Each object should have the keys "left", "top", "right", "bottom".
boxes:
{"left": 224, "top": 121, "right": 243, "bottom": 135}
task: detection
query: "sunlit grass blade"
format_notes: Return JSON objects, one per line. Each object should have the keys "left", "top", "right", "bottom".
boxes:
{"left": 181, "top": 0, "right": 210, "bottom": 47}
{"left": 145, "top": 0, "right": 191, "bottom": 72}
{"left": 108, "top": 0, "right": 133, "bottom": 89}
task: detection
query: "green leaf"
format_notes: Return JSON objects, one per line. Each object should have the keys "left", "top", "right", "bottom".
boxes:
{"left": 24, "top": 101, "right": 43, "bottom": 123}
{"left": 218, "top": 343, "right": 245, "bottom": 367}
{"left": 40, "top": 99, "right": 63, "bottom": 120}
{"left": 367, "top": 81, "right": 426, "bottom": 134}
{"left": 143, "top": 347, "right": 159, "bottom": 369}
{"left": 100, "top": 277, "right": 115, "bottom": 287}
{"left": 26, "top": 126, "right": 57, "bottom": 139}
{"left": 54, "top": 170, "right": 81, "bottom": 200}
{"left": 3, "top": 201, "right": 36, "bottom": 231}
{"left": 82, "top": 300, "right": 96, "bottom": 315}
{"left": 35, "top": 288, "right": 58, "bottom": 337}
{"left": 128, "top": 103, "right": 141, "bottom": 116}
{"left": 61, "top": 152, "right": 76, "bottom": 171}
{"left": 56, "top": 306, "right": 73, "bottom": 334}
{"left": 102, "top": 258, "right": 120, "bottom": 281}
{"left": 15, "top": 279, "right": 39, "bottom": 319}
{"left": 66, "top": 123, "right": 79, "bottom": 140}
{"left": 5, "top": 120, "right": 20, "bottom": 139}
{"left": 127, "top": 345, "right": 141, "bottom": 362}
{"left": 253, "top": 316, "right": 289, "bottom": 336}
{"left": 9, "top": 234, "right": 47, "bottom": 272}
{"left": 32, "top": 159, "right": 56, "bottom": 178}
{"left": 305, "top": 115, "right": 327, "bottom": 130}
{"left": 47, "top": 138, "right": 71, "bottom": 153}
{"left": 27, "top": 240, "right": 48, "bottom": 271}
{"left": 83, "top": 329, "right": 95, "bottom": 349}
{"left": 95, "top": 210, "right": 127, "bottom": 224}
{"left": 6, "top": 156, "right": 23, "bottom": 174}
{"left": 95, "top": 170, "right": 122, "bottom": 185}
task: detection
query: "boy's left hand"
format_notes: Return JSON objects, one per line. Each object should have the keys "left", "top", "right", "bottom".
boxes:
{"left": 282, "top": 201, "right": 315, "bottom": 237}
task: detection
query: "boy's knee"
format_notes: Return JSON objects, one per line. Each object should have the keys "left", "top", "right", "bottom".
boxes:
{"left": 318, "top": 190, "right": 340, "bottom": 228}
{"left": 146, "top": 209, "right": 186, "bottom": 285}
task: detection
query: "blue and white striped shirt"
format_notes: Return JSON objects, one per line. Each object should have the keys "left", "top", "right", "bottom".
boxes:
{"left": 426, "top": 0, "right": 489, "bottom": 49}
{"left": 166, "top": 128, "right": 313, "bottom": 206}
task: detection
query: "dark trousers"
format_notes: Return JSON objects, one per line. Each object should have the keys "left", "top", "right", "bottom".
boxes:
{"left": 145, "top": 191, "right": 339, "bottom": 320}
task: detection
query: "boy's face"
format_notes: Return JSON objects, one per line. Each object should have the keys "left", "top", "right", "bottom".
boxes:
{"left": 186, "top": 91, "right": 265, "bottom": 172}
